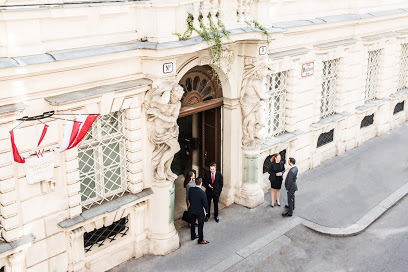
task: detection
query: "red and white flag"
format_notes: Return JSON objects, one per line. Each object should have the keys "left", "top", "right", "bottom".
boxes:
{"left": 10, "top": 123, "right": 49, "bottom": 163}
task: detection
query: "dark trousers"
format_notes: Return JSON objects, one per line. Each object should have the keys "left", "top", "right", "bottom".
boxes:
{"left": 287, "top": 191, "right": 295, "bottom": 215}
{"left": 206, "top": 192, "right": 219, "bottom": 218}
{"left": 190, "top": 214, "right": 205, "bottom": 242}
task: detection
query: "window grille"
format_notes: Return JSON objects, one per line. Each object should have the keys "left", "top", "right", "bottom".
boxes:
{"left": 321, "top": 59, "right": 339, "bottom": 118}
{"left": 360, "top": 114, "right": 374, "bottom": 128}
{"left": 83, "top": 217, "right": 129, "bottom": 253}
{"left": 397, "top": 44, "right": 408, "bottom": 91}
{"left": 78, "top": 111, "right": 128, "bottom": 209}
{"left": 265, "top": 71, "right": 288, "bottom": 137}
{"left": 317, "top": 129, "right": 334, "bottom": 148}
{"left": 393, "top": 101, "right": 405, "bottom": 115}
{"left": 365, "top": 50, "right": 381, "bottom": 102}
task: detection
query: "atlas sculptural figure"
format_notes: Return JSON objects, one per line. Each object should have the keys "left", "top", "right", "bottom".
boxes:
{"left": 147, "top": 83, "right": 184, "bottom": 181}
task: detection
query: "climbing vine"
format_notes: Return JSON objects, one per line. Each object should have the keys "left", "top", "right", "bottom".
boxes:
{"left": 246, "top": 20, "right": 271, "bottom": 44}
{"left": 175, "top": 14, "right": 234, "bottom": 76}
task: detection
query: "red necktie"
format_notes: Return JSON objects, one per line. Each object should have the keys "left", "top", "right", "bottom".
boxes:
{"left": 211, "top": 173, "right": 214, "bottom": 184}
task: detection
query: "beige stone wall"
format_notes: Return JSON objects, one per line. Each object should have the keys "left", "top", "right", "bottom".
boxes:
{"left": 0, "top": 1, "right": 407, "bottom": 271}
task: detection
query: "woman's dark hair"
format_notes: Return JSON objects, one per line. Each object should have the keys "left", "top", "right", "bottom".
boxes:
{"left": 184, "top": 171, "right": 194, "bottom": 188}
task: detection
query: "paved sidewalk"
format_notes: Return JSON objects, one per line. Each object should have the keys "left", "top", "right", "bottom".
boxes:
{"left": 109, "top": 122, "right": 408, "bottom": 272}
{"left": 296, "top": 121, "right": 408, "bottom": 228}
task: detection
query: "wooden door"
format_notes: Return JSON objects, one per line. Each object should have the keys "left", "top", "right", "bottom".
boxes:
{"left": 201, "top": 107, "right": 221, "bottom": 172}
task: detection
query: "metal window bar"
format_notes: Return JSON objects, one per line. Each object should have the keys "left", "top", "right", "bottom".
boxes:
{"left": 360, "top": 114, "right": 374, "bottom": 128}
{"left": 365, "top": 50, "right": 381, "bottom": 102}
{"left": 321, "top": 59, "right": 339, "bottom": 118}
{"left": 83, "top": 217, "right": 129, "bottom": 253}
{"left": 78, "top": 111, "right": 128, "bottom": 209}
{"left": 397, "top": 44, "right": 408, "bottom": 91}
{"left": 393, "top": 101, "right": 405, "bottom": 115}
{"left": 265, "top": 71, "right": 288, "bottom": 137}
{"left": 317, "top": 129, "right": 334, "bottom": 148}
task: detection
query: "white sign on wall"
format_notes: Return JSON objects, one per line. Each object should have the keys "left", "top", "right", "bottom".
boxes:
{"left": 258, "top": 46, "right": 267, "bottom": 55}
{"left": 163, "top": 62, "right": 174, "bottom": 74}
{"left": 24, "top": 151, "right": 55, "bottom": 184}
{"left": 301, "top": 62, "right": 314, "bottom": 77}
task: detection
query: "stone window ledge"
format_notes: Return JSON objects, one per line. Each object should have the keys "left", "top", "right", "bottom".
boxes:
{"left": 59, "top": 188, "right": 153, "bottom": 229}
{"left": 356, "top": 99, "right": 387, "bottom": 113}
{"left": 45, "top": 79, "right": 152, "bottom": 106}
{"left": 261, "top": 130, "right": 303, "bottom": 151}
{"left": 390, "top": 88, "right": 408, "bottom": 99}
{"left": 0, "top": 234, "right": 35, "bottom": 255}
{"left": 314, "top": 39, "right": 358, "bottom": 50}
{"left": 269, "top": 48, "right": 310, "bottom": 59}
{"left": 311, "top": 112, "right": 350, "bottom": 129}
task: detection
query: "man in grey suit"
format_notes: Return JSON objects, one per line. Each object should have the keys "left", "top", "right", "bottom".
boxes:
{"left": 282, "top": 157, "right": 298, "bottom": 217}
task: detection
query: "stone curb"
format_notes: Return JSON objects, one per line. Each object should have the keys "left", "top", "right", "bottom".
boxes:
{"left": 302, "top": 182, "right": 408, "bottom": 237}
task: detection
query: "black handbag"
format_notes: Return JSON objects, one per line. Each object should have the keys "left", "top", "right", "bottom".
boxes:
{"left": 182, "top": 211, "right": 193, "bottom": 224}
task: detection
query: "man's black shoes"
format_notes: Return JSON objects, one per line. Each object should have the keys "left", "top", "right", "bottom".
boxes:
{"left": 282, "top": 213, "right": 292, "bottom": 217}
{"left": 215, "top": 217, "right": 219, "bottom": 223}
{"left": 285, "top": 205, "right": 289, "bottom": 208}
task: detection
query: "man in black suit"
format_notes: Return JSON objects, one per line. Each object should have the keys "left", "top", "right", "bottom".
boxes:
{"left": 188, "top": 178, "right": 209, "bottom": 244}
{"left": 203, "top": 162, "right": 223, "bottom": 222}
{"left": 282, "top": 157, "right": 298, "bottom": 217}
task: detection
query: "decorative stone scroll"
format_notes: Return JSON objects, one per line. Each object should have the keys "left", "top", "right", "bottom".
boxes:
{"left": 240, "top": 59, "right": 269, "bottom": 150}
{"left": 145, "top": 83, "right": 184, "bottom": 182}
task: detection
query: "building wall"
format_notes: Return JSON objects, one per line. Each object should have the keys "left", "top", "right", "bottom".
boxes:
{"left": 0, "top": 1, "right": 407, "bottom": 271}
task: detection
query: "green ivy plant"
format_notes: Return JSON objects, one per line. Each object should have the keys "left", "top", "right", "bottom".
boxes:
{"left": 174, "top": 14, "right": 234, "bottom": 76}
{"left": 246, "top": 20, "right": 271, "bottom": 44}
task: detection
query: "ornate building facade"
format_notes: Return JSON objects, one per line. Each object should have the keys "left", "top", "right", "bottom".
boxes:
{"left": 0, "top": 0, "right": 407, "bottom": 271}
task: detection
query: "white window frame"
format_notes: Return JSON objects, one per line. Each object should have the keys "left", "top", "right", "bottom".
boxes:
{"left": 265, "top": 71, "right": 288, "bottom": 137}
{"left": 78, "top": 111, "right": 128, "bottom": 209}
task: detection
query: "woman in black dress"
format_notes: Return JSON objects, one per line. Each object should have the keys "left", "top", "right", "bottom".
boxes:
{"left": 268, "top": 153, "right": 285, "bottom": 207}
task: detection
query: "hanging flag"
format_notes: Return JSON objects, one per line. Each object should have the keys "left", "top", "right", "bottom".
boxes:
{"left": 52, "top": 120, "right": 82, "bottom": 153}
{"left": 68, "top": 114, "right": 99, "bottom": 150}
{"left": 10, "top": 130, "right": 25, "bottom": 163}
{"left": 23, "top": 124, "right": 49, "bottom": 159}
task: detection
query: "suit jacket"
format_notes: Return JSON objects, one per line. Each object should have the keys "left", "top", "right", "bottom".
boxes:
{"left": 188, "top": 187, "right": 209, "bottom": 217}
{"left": 203, "top": 170, "right": 223, "bottom": 196}
{"left": 285, "top": 166, "right": 298, "bottom": 193}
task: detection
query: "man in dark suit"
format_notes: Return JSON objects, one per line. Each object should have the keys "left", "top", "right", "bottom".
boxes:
{"left": 203, "top": 162, "right": 223, "bottom": 222}
{"left": 188, "top": 178, "right": 209, "bottom": 244}
{"left": 282, "top": 157, "right": 298, "bottom": 217}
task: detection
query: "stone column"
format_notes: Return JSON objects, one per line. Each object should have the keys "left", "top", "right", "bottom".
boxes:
{"left": 235, "top": 149, "right": 264, "bottom": 208}
{"left": 235, "top": 59, "right": 269, "bottom": 208}
{"left": 65, "top": 148, "right": 82, "bottom": 219}
{"left": 148, "top": 181, "right": 179, "bottom": 255}
{"left": 125, "top": 97, "right": 144, "bottom": 194}
{"left": 8, "top": 251, "right": 26, "bottom": 272}
{"left": 0, "top": 121, "right": 22, "bottom": 242}
{"left": 221, "top": 98, "right": 241, "bottom": 206}
{"left": 67, "top": 228, "right": 86, "bottom": 272}
{"left": 145, "top": 82, "right": 183, "bottom": 255}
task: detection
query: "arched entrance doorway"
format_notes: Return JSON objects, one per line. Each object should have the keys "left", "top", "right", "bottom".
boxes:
{"left": 171, "top": 65, "right": 223, "bottom": 219}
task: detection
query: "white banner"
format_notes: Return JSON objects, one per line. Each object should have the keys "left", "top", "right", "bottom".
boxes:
{"left": 24, "top": 152, "right": 55, "bottom": 184}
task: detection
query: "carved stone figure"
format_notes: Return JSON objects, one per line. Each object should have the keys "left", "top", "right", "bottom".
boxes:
{"left": 146, "top": 83, "right": 184, "bottom": 181}
{"left": 240, "top": 60, "right": 269, "bottom": 150}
